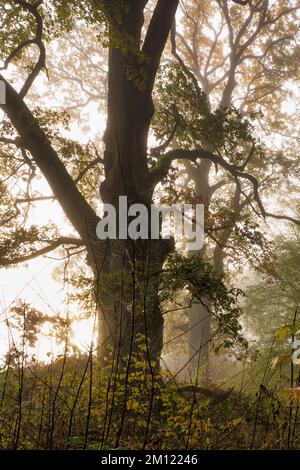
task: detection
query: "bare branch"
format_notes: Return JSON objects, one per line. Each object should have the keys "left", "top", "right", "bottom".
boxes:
{"left": 150, "top": 147, "right": 300, "bottom": 226}
{"left": 0, "top": 237, "right": 84, "bottom": 267}
{"left": 150, "top": 104, "right": 180, "bottom": 156}
{"left": 170, "top": 20, "right": 205, "bottom": 105}
{"left": 1, "top": 0, "right": 46, "bottom": 98}
{"left": 74, "top": 156, "right": 104, "bottom": 184}
{"left": 231, "top": 0, "right": 249, "bottom": 5}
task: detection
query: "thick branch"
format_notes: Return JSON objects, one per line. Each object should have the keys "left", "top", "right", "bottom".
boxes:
{"left": 0, "top": 74, "right": 98, "bottom": 241}
{"left": 150, "top": 148, "right": 300, "bottom": 226}
{"left": 231, "top": 0, "right": 249, "bottom": 5}
{"left": 0, "top": 237, "right": 84, "bottom": 267}
{"left": 142, "top": 0, "right": 179, "bottom": 90}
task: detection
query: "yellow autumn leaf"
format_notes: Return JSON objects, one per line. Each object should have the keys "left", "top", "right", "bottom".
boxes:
{"left": 271, "top": 353, "right": 291, "bottom": 369}
{"left": 282, "top": 387, "right": 300, "bottom": 401}
{"left": 276, "top": 325, "right": 291, "bottom": 342}
{"left": 226, "top": 417, "right": 243, "bottom": 427}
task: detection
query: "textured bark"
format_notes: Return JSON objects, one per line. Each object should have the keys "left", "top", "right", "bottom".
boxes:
{"left": 95, "top": 237, "right": 172, "bottom": 373}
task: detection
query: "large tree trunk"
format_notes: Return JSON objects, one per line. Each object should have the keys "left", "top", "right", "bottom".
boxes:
{"left": 94, "top": 237, "right": 171, "bottom": 374}
{"left": 184, "top": 72, "right": 237, "bottom": 380}
{"left": 92, "top": 0, "right": 178, "bottom": 373}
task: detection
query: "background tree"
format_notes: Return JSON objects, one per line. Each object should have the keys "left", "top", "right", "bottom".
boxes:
{"left": 151, "top": 0, "right": 300, "bottom": 377}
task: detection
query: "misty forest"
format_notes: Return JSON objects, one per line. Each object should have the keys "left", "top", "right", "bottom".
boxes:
{"left": 0, "top": 0, "right": 300, "bottom": 451}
